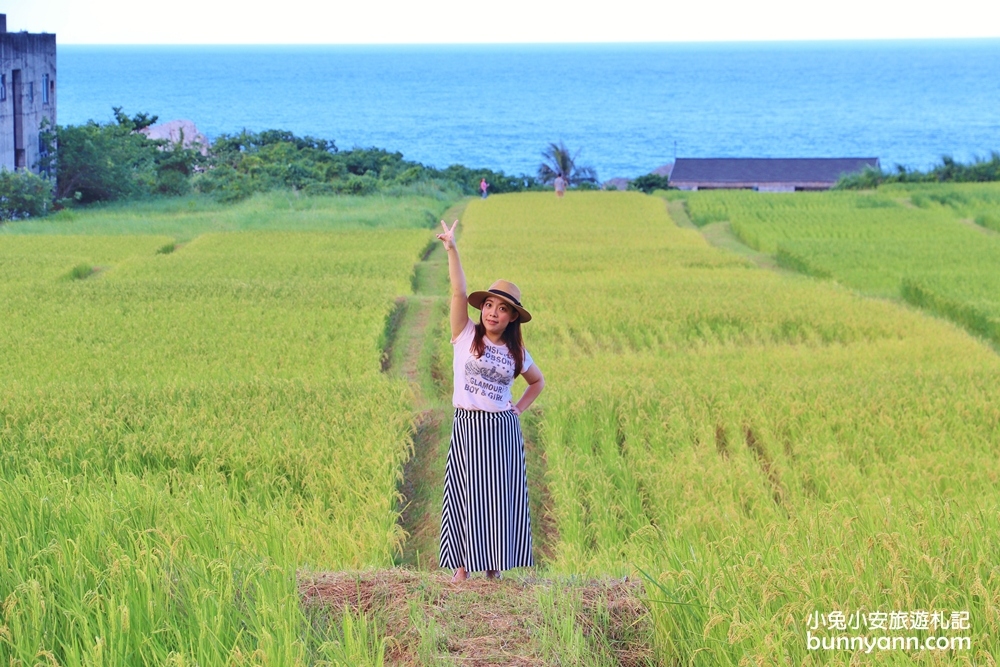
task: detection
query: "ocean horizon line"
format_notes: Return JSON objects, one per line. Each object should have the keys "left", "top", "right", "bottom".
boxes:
{"left": 56, "top": 37, "right": 1000, "bottom": 49}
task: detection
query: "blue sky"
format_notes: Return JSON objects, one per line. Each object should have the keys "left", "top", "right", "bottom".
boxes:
{"left": 8, "top": 0, "right": 1000, "bottom": 44}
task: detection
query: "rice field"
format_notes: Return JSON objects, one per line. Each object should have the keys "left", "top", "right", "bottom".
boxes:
{"left": 680, "top": 185, "right": 1000, "bottom": 345}
{"left": 0, "top": 189, "right": 451, "bottom": 239}
{"left": 460, "top": 191, "right": 1000, "bottom": 665}
{"left": 4, "top": 187, "right": 1000, "bottom": 665}
{"left": 0, "top": 197, "right": 438, "bottom": 664}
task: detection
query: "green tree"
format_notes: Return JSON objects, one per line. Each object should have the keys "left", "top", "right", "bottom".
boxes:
{"left": 44, "top": 120, "right": 156, "bottom": 202}
{"left": 112, "top": 106, "right": 159, "bottom": 132}
{"left": 537, "top": 141, "right": 598, "bottom": 186}
{"left": 40, "top": 108, "right": 201, "bottom": 203}
{"left": 628, "top": 173, "right": 671, "bottom": 194}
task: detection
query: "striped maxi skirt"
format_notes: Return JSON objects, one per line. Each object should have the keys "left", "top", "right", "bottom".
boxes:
{"left": 439, "top": 408, "right": 534, "bottom": 573}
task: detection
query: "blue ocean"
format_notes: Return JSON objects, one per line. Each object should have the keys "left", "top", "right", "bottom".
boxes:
{"left": 58, "top": 41, "right": 1000, "bottom": 180}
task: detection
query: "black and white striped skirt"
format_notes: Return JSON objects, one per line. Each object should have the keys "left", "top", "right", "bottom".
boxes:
{"left": 439, "top": 408, "right": 534, "bottom": 572}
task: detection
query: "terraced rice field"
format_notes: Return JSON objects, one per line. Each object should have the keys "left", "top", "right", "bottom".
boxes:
{"left": 679, "top": 184, "right": 1000, "bottom": 346}
{"left": 460, "top": 191, "right": 1000, "bottom": 664}
{"left": 0, "top": 196, "right": 438, "bottom": 664}
{"left": 3, "top": 187, "right": 999, "bottom": 665}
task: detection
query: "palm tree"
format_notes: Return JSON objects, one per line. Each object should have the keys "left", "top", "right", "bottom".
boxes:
{"left": 537, "top": 141, "right": 598, "bottom": 186}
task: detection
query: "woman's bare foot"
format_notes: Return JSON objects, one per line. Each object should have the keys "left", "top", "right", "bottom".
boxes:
{"left": 450, "top": 567, "right": 468, "bottom": 583}
{"left": 485, "top": 569, "right": 502, "bottom": 580}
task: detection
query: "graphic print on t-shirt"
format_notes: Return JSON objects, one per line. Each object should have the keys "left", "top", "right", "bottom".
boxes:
{"left": 463, "top": 345, "right": 515, "bottom": 403}
{"left": 452, "top": 320, "right": 532, "bottom": 411}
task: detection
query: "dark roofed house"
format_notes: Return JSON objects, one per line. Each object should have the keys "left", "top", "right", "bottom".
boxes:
{"left": 670, "top": 158, "right": 879, "bottom": 192}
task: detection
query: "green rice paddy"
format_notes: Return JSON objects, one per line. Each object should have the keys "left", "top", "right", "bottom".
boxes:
{"left": 2, "top": 186, "right": 998, "bottom": 665}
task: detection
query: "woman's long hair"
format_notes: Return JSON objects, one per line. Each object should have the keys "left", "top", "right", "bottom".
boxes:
{"left": 471, "top": 315, "right": 525, "bottom": 378}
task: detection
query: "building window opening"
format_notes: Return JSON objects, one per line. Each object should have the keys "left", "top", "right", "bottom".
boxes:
{"left": 42, "top": 74, "right": 49, "bottom": 104}
{"left": 38, "top": 133, "right": 51, "bottom": 176}
{"left": 1, "top": 74, "right": 5, "bottom": 101}
{"left": 28, "top": 81, "right": 33, "bottom": 103}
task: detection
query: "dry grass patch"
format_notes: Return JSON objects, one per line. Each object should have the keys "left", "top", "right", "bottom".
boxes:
{"left": 299, "top": 569, "right": 655, "bottom": 666}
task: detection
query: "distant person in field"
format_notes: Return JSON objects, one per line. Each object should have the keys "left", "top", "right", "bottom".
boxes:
{"left": 553, "top": 174, "right": 566, "bottom": 198}
{"left": 436, "top": 218, "right": 544, "bottom": 583}
{"left": 480, "top": 178, "right": 489, "bottom": 198}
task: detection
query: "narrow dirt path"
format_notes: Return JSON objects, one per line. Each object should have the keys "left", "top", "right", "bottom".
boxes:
{"left": 386, "top": 203, "right": 463, "bottom": 570}
{"left": 957, "top": 216, "right": 1000, "bottom": 237}
{"left": 667, "top": 197, "right": 1000, "bottom": 360}
{"left": 387, "top": 200, "right": 558, "bottom": 570}
{"left": 666, "top": 199, "right": 785, "bottom": 271}
{"left": 301, "top": 200, "right": 653, "bottom": 666}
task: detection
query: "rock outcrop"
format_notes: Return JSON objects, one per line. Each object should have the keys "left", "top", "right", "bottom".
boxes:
{"left": 602, "top": 177, "right": 631, "bottom": 191}
{"left": 141, "top": 120, "right": 210, "bottom": 155}
{"left": 652, "top": 162, "right": 674, "bottom": 178}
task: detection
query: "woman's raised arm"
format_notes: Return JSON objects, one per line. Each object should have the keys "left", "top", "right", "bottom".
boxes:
{"left": 437, "top": 219, "right": 472, "bottom": 340}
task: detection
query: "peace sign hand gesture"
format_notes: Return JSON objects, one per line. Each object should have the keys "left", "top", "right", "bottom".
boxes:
{"left": 437, "top": 219, "right": 458, "bottom": 250}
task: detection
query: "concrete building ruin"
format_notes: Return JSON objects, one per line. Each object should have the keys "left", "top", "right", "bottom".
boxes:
{"left": 0, "top": 14, "right": 56, "bottom": 173}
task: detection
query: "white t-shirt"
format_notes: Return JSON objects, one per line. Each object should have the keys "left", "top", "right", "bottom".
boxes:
{"left": 452, "top": 319, "right": 534, "bottom": 412}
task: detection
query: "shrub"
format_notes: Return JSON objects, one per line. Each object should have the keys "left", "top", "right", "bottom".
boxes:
{"left": 0, "top": 169, "right": 53, "bottom": 220}
{"left": 628, "top": 173, "right": 671, "bottom": 194}
{"left": 195, "top": 165, "right": 257, "bottom": 204}
{"left": 66, "top": 263, "right": 95, "bottom": 280}
{"left": 200, "top": 128, "right": 539, "bottom": 201}
{"left": 337, "top": 173, "right": 378, "bottom": 195}
{"left": 835, "top": 165, "right": 886, "bottom": 190}
{"left": 837, "top": 152, "right": 1000, "bottom": 189}
{"left": 429, "top": 164, "right": 538, "bottom": 195}
{"left": 45, "top": 117, "right": 545, "bottom": 206}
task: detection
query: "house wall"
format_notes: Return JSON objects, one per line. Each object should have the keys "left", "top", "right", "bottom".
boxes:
{"left": 0, "top": 25, "right": 57, "bottom": 173}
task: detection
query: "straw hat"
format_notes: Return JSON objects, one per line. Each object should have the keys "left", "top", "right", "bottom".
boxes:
{"left": 468, "top": 279, "right": 532, "bottom": 323}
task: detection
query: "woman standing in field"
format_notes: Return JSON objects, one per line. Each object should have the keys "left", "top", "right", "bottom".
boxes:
{"left": 436, "top": 219, "right": 544, "bottom": 582}
{"left": 553, "top": 174, "right": 566, "bottom": 198}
